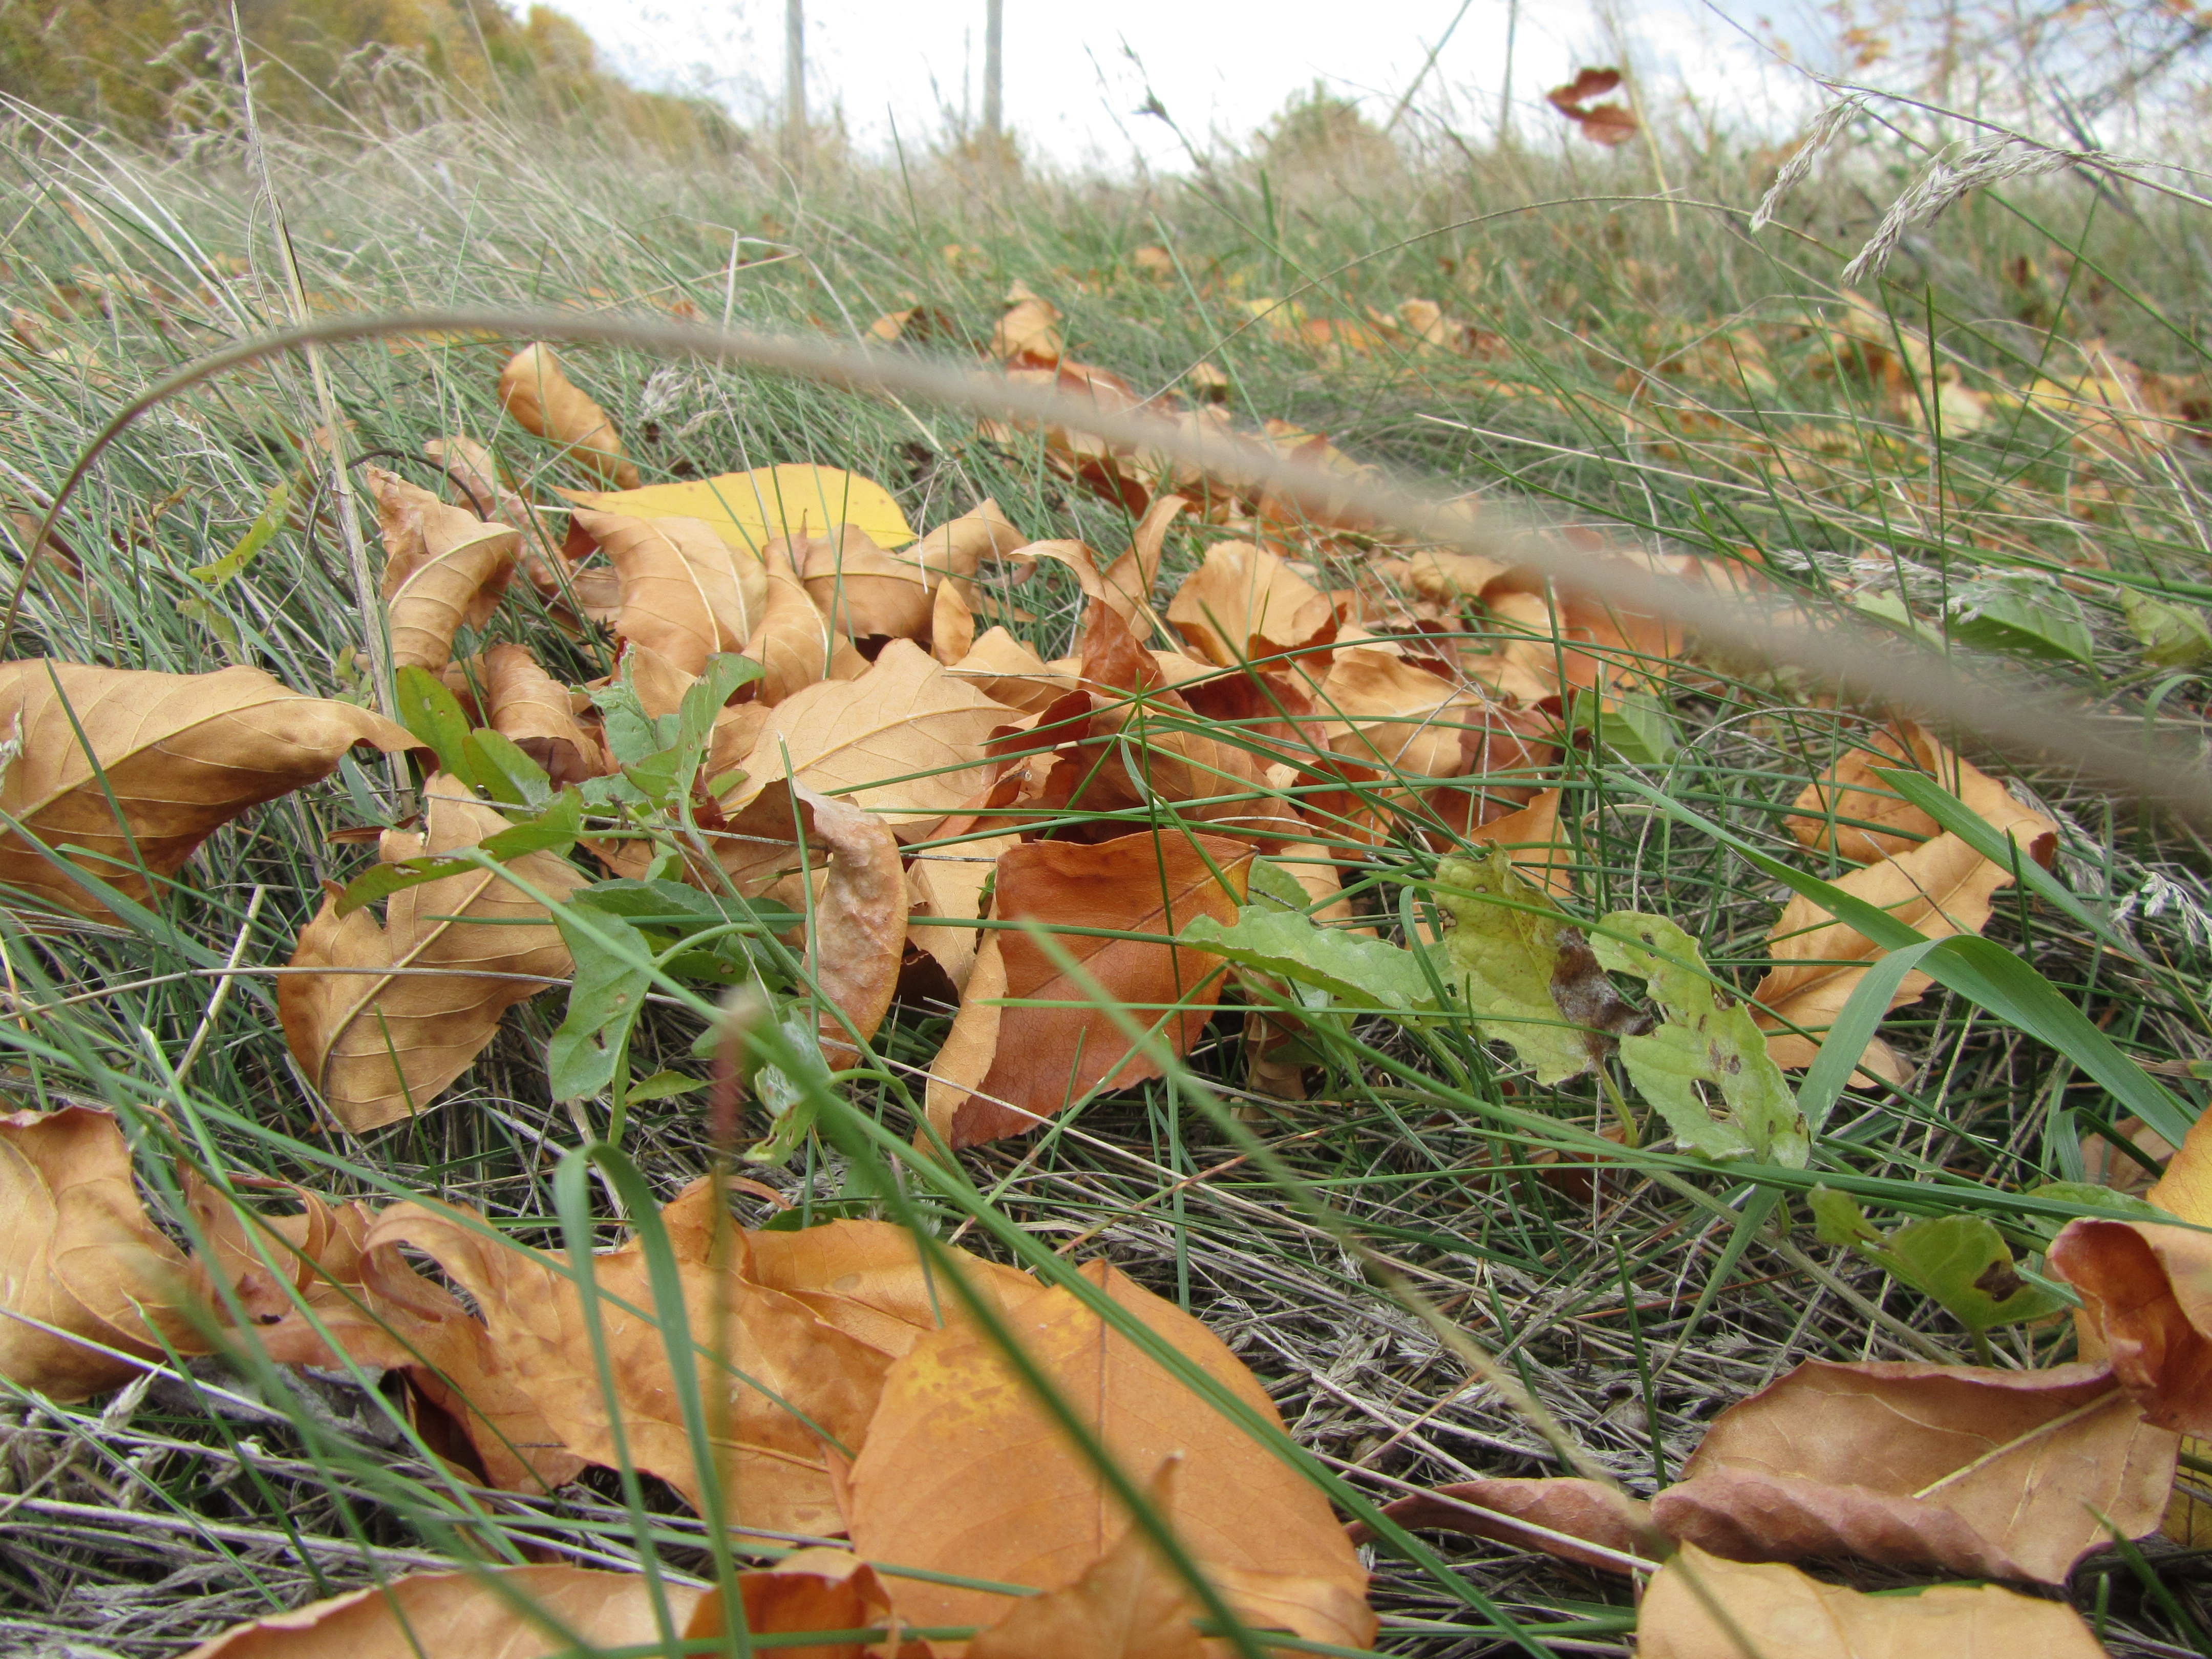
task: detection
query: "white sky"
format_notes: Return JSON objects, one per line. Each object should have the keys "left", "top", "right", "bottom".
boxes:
{"left": 546, "top": 0, "right": 1834, "bottom": 171}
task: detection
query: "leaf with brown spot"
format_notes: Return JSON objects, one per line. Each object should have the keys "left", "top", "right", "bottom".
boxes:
{"left": 0, "top": 660, "right": 416, "bottom": 916}
{"left": 1636, "top": 1543, "right": 2105, "bottom": 1659}
{"left": 0, "top": 1105, "right": 199, "bottom": 1400}
{"left": 180, "top": 1565, "right": 703, "bottom": 1659}
{"left": 279, "top": 775, "right": 587, "bottom": 1132}
{"left": 361, "top": 1179, "right": 889, "bottom": 1532}
{"left": 1654, "top": 1357, "right": 2175, "bottom": 1582}
{"left": 569, "top": 509, "right": 766, "bottom": 676}
{"left": 800, "top": 526, "right": 932, "bottom": 640}
{"left": 1752, "top": 832, "right": 2020, "bottom": 1071}
{"left": 498, "top": 343, "right": 639, "bottom": 488}
{"left": 846, "top": 1258, "right": 1374, "bottom": 1650}
{"left": 1166, "top": 540, "right": 1336, "bottom": 668}
{"left": 924, "top": 830, "right": 1251, "bottom": 1148}
{"left": 368, "top": 466, "right": 520, "bottom": 671}
{"left": 797, "top": 787, "right": 908, "bottom": 1060}
{"left": 1790, "top": 721, "right": 2056, "bottom": 865}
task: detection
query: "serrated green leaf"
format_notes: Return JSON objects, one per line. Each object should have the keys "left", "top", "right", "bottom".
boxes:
{"left": 588, "top": 665, "right": 676, "bottom": 768}
{"left": 1246, "top": 858, "right": 1313, "bottom": 913}
{"left": 190, "top": 478, "right": 291, "bottom": 587}
{"left": 1182, "top": 906, "right": 1437, "bottom": 1012}
{"left": 394, "top": 664, "right": 475, "bottom": 781}
{"left": 1430, "top": 848, "right": 1595, "bottom": 1084}
{"left": 2120, "top": 587, "right": 2212, "bottom": 668}
{"left": 1592, "top": 911, "right": 1807, "bottom": 1167}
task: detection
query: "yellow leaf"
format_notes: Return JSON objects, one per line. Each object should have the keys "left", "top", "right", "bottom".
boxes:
{"left": 562, "top": 464, "right": 916, "bottom": 556}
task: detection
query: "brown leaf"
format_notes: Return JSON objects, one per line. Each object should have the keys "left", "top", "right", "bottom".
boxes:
{"left": 908, "top": 832, "right": 1019, "bottom": 992}
{"left": 0, "top": 1105, "right": 198, "bottom": 1399}
{"left": 476, "top": 643, "right": 608, "bottom": 785}
{"left": 0, "top": 660, "right": 415, "bottom": 916}
{"left": 181, "top": 1565, "right": 704, "bottom": 1659}
{"left": 1752, "top": 832, "right": 2021, "bottom": 1071}
{"left": 931, "top": 577, "right": 977, "bottom": 665}
{"left": 279, "top": 775, "right": 587, "bottom": 1132}
{"left": 1166, "top": 541, "right": 1335, "bottom": 668}
{"left": 911, "top": 497, "right": 1027, "bottom": 587}
{"left": 1789, "top": 721, "right": 2056, "bottom": 866}
{"left": 798, "top": 788, "right": 908, "bottom": 1059}
{"left": 993, "top": 283, "right": 1064, "bottom": 366}
{"left": 498, "top": 343, "right": 640, "bottom": 489}
{"left": 2048, "top": 1216, "right": 2212, "bottom": 1436}
{"left": 363, "top": 1179, "right": 889, "bottom": 1532}
{"left": 801, "top": 526, "right": 933, "bottom": 641}
{"left": 569, "top": 509, "right": 765, "bottom": 676}
{"left": 1344, "top": 1476, "right": 1652, "bottom": 1573}
{"left": 683, "top": 1547, "right": 906, "bottom": 1657}
{"left": 746, "top": 534, "right": 857, "bottom": 705}
{"left": 743, "top": 1216, "right": 1038, "bottom": 1358}
{"left": 924, "top": 830, "right": 1251, "bottom": 1148}
{"left": 728, "top": 640, "right": 1022, "bottom": 835}
{"left": 1101, "top": 492, "right": 1186, "bottom": 630}
{"left": 1465, "top": 787, "right": 1575, "bottom": 898}
{"left": 1390, "top": 547, "right": 1513, "bottom": 605}
{"left": 946, "top": 626, "right": 1086, "bottom": 712}
{"left": 846, "top": 1258, "right": 1374, "bottom": 1650}
{"left": 970, "top": 1457, "right": 1207, "bottom": 1659}
{"left": 369, "top": 467, "right": 520, "bottom": 671}
{"left": 1637, "top": 1543, "right": 2105, "bottom": 1659}
{"left": 1657, "top": 1357, "right": 2175, "bottom": 1582}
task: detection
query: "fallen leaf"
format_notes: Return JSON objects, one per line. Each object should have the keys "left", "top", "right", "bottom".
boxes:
{"left": 729, "top": 640, "right": 1021, "bottom": 834}
{"left": 846, "top": 1258, "right": 1375, "bottom": 1650}
{"left": 562, "top": 464, "right": 917, "bottom": 556}
{"left": 474, "top": 643, "right": 607, "bottom": 785}
{"left": 743, "top": 1216, "right": 1038, "bottom": 1357}
{"left": 1637, "top": 1543, "right": 2106, "bottom": 1658}
{"left": 1656, "top": 1357, "right": 2175, "bottom": 1582}
{"left": 0, "top": 1105, "right": 198, "bottom": 1399}
{"left": 368, "top": 467, "right": 520, "bottom": 671}
{"left": 181, "top": 1564, "right": 703, "bottom": 1659}
{"left": 0, "top": 660, "right": 415, "bottom": 915}
{"left": 1464, "top": 787, "right": 1574, "bottom": 898}
{"left": 569, "top": 509, "right": 765, "bottom": 676}
{"left": 1752, "top": 833, "right": 2018, "bottom": 1070}
{"left": 1343, "top": 1476, "right": 1652, "bottom": 1573}
{"left": 2048, "top": 1215, "right": 2212, "bottom": 1437}
{"left": 925, "top": 830, "right": 1252, "bottom": 1148}
{"left": 993, "top": 282, "right": 1064, "bottom": 366}
{"left": 931, "top": 576, "right": 978, "bottom": 665}
{"left": 498, "top": 343, "right": 640, "bottom": 489}
{"left": 907, "top": 833, "right": 1018, "bottom": 993}
{"left": 1181, "top": 905, "right": 1436, "bottom": 1013}
{"left": 911, "top": 497, "right": 1026, "bottom": 586}
{"left": 1100, "top": 493, "right": 1185, "bottom": 631}
{"left": 798, "top": 788, "right": 908, "bottom": 1060}
{"left": 1789, "top": 722, "right": 2056, "bottom": 865}
{"left": 279, "top": 774, "right": 587, "bottom": 1132}
{"left": 1547, "top": 69, "right": 1639, "bottom": 146}
{"left": 946, "top": 626, "right": 1084, "bottom": 712}
{"left": 969, "top": 1457, "right": 1207, "bottom": 1659}
{"left": 801, "top": 526, "right": 932, "bottom": 640}
{"left": 365, "top": 1179, "right": 889, "bottom": 1532}
{"left": 1592, "top": 912, "right": 1807, "bottom": 1166}
{"left": 683, "top": 1547, "right": 904, "bottom": 1657}
{"left": 1166, "top": 540, "right": 1334, "bottom": 668}
{"left": 1432, "top": 849, "right": 1645, "bottom": 1084}
{"left": 745, "top": 534, "right": 860, "bottom": 706}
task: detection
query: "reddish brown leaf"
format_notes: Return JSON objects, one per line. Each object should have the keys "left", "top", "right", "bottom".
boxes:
{"left": 1345, "top": 1477, "right": 1653, "bottom": 1573}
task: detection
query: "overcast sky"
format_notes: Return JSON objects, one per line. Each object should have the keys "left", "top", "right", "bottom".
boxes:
{"left": 548, "top": 0, "right": 1832, "bottom": 171}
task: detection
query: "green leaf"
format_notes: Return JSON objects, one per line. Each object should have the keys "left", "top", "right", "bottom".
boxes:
{"left": 1568, "top": 689, "right": 1677, "bottom": 764}
{"left": 463, "top": 728, "right": 554, "bottom": 809}
{"left": 1181, "top": 906, "right": 1437, "bottom": 1013}
{"left": 625, "top": 1070, "right": 705, "bottom": 1103}
{"left": 1429, "top": 849, "right": 1597, "bottom": 1084}
{"left": 394, "top": 664, "right": 475, "bottom": 781}
{"left": 2120, "top": 587, "right": 2212, "bottom": 668}
{"left": 747, "top": 1006, "right": 831, "bottom": 1165}
{"left": 1592, "top": 911, "right": 1808, "bottom": 1167}
{"left": 1246, "top": 858, "right": 1314, "bottom": 913}
{"left": 1948, "top": 573, "right": 2095, "bottom": 665}
{"left": 588, "top": 667, "right": 677, "bottom": 768}
{"left": 2022, "top": 1181, "right": 2172, "bottom": 1228}
{"left": 1851, "top": 590, "right": 1938, "bottom": 643}
{"left": 189, "top": 478, "right": 290, "bottom": 587}
{"left": 549, "top": 894, "right": 654, "bottom": 1100}
{"left": 677, "top": 654, "right": 763, "bottom": 758}
{"left": 1811, "top": 1186, "right": 2068, "bottom": 1331}
{"left": 333, "top": 791, "right": 583, "bottom": 916}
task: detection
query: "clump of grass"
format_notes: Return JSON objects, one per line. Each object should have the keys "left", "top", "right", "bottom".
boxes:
{"left": 0, "top": 86, "right": 2209, "bottom": 1656}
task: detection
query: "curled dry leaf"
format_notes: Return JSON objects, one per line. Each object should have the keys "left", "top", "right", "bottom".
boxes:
{"left": 993, "top": 281, "right": 1064, "bottom": 366}
{"left": 569, "top": 509, "right": 765, "bottom": 676}
{"left": 280, "top": 775, "right": 587, "bottom": 1133}
{"left": 684, "top": 1547, "right": 904, "bottom": 1656}
{"left": 1637, "top": 1543, "right": 2106, "bottom": 1659}
{"left": 1100, "top": 491, "right": 1185, "bottom": 632}
{"left": 911, "top": 496, "right": 1026, "bottom": 587}
{"left": 1790, "top": 720, "right": 2056, "bottom": 865}
{"left": 1166, "top": 540, "right": 1335, "bottom": 668}
{"left": 476, "top": 643, "right": 607, "bottom": 785}
{"left": 800, "top": 526, "right": 932, "bottom": 640}
{"left": 1345, "top": 1476, "right": 1653, "bottom": 1573}
{"left": 498, "top": 343, "right": 640, "bottom": 489}
{"left": 561, "top": 463, "right": 917, "bottom": 556}
{"left": 1657, "top": 1357, "right": 2174, "bottom": 1583}
{"left": 365, "top": 1179, "right": 889, "bottom": 1533}
{"left": 846, "top": 1258, "right": 1375, "bottom": 1650}
{"left": 907, "top": 833, "right": 1019, "bottom": 992}
{"left": 796, "top": 787, "right": 909, "bottom": 1058}
{"left": 369, "top": 466, "right": 520, "bottom": 671}
{"left": 730, "top": 640, "right": 1022, "bottom": 833}
{"left": 0, "top": 1105, "right": 198, "bottom": 1399}
{"left": 1464, "top": 786, "right": 1575, "bottom": 898}
{"left": 745, "top": 534, "right": 856, "bottom": 705}
{"left": 925, "top": 829, "right": 1252, "bottom": 1148}
{"left": 946, "top": 626, "right": 1084, "bottom": 712}
{"left": 0, "top": 660, "right": 415, "bottom": 915}
{"left": 2048, "top": 1216, "right": 2212, "bottom": 1437}
{"left": 181, "top": 1565, "right": 703, "bottom": 1659}
{"left": 1753, "top": 832, "right": 2031, "bottom": 1073}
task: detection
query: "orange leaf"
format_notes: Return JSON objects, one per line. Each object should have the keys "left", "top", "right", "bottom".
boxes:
{"left": 1165, "top": 540, "right": 1334, "bottom": 668}
{"left": 498, "top": 343, "right": 639, "bottom": 489}
{"left": 569, "top": 508, "right": 767, "bottom": 676}
{"left": 369, "top": 466, "right": 519, "bottom": 671}
{"left": 798, "top": 788, "right": 908, "bottom": 1059}
{"left": 476, "top": 643, "right": 608, "bottom": 786}
{"left": 1789, "top": 720, "right": 2055, "bottom": 866}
